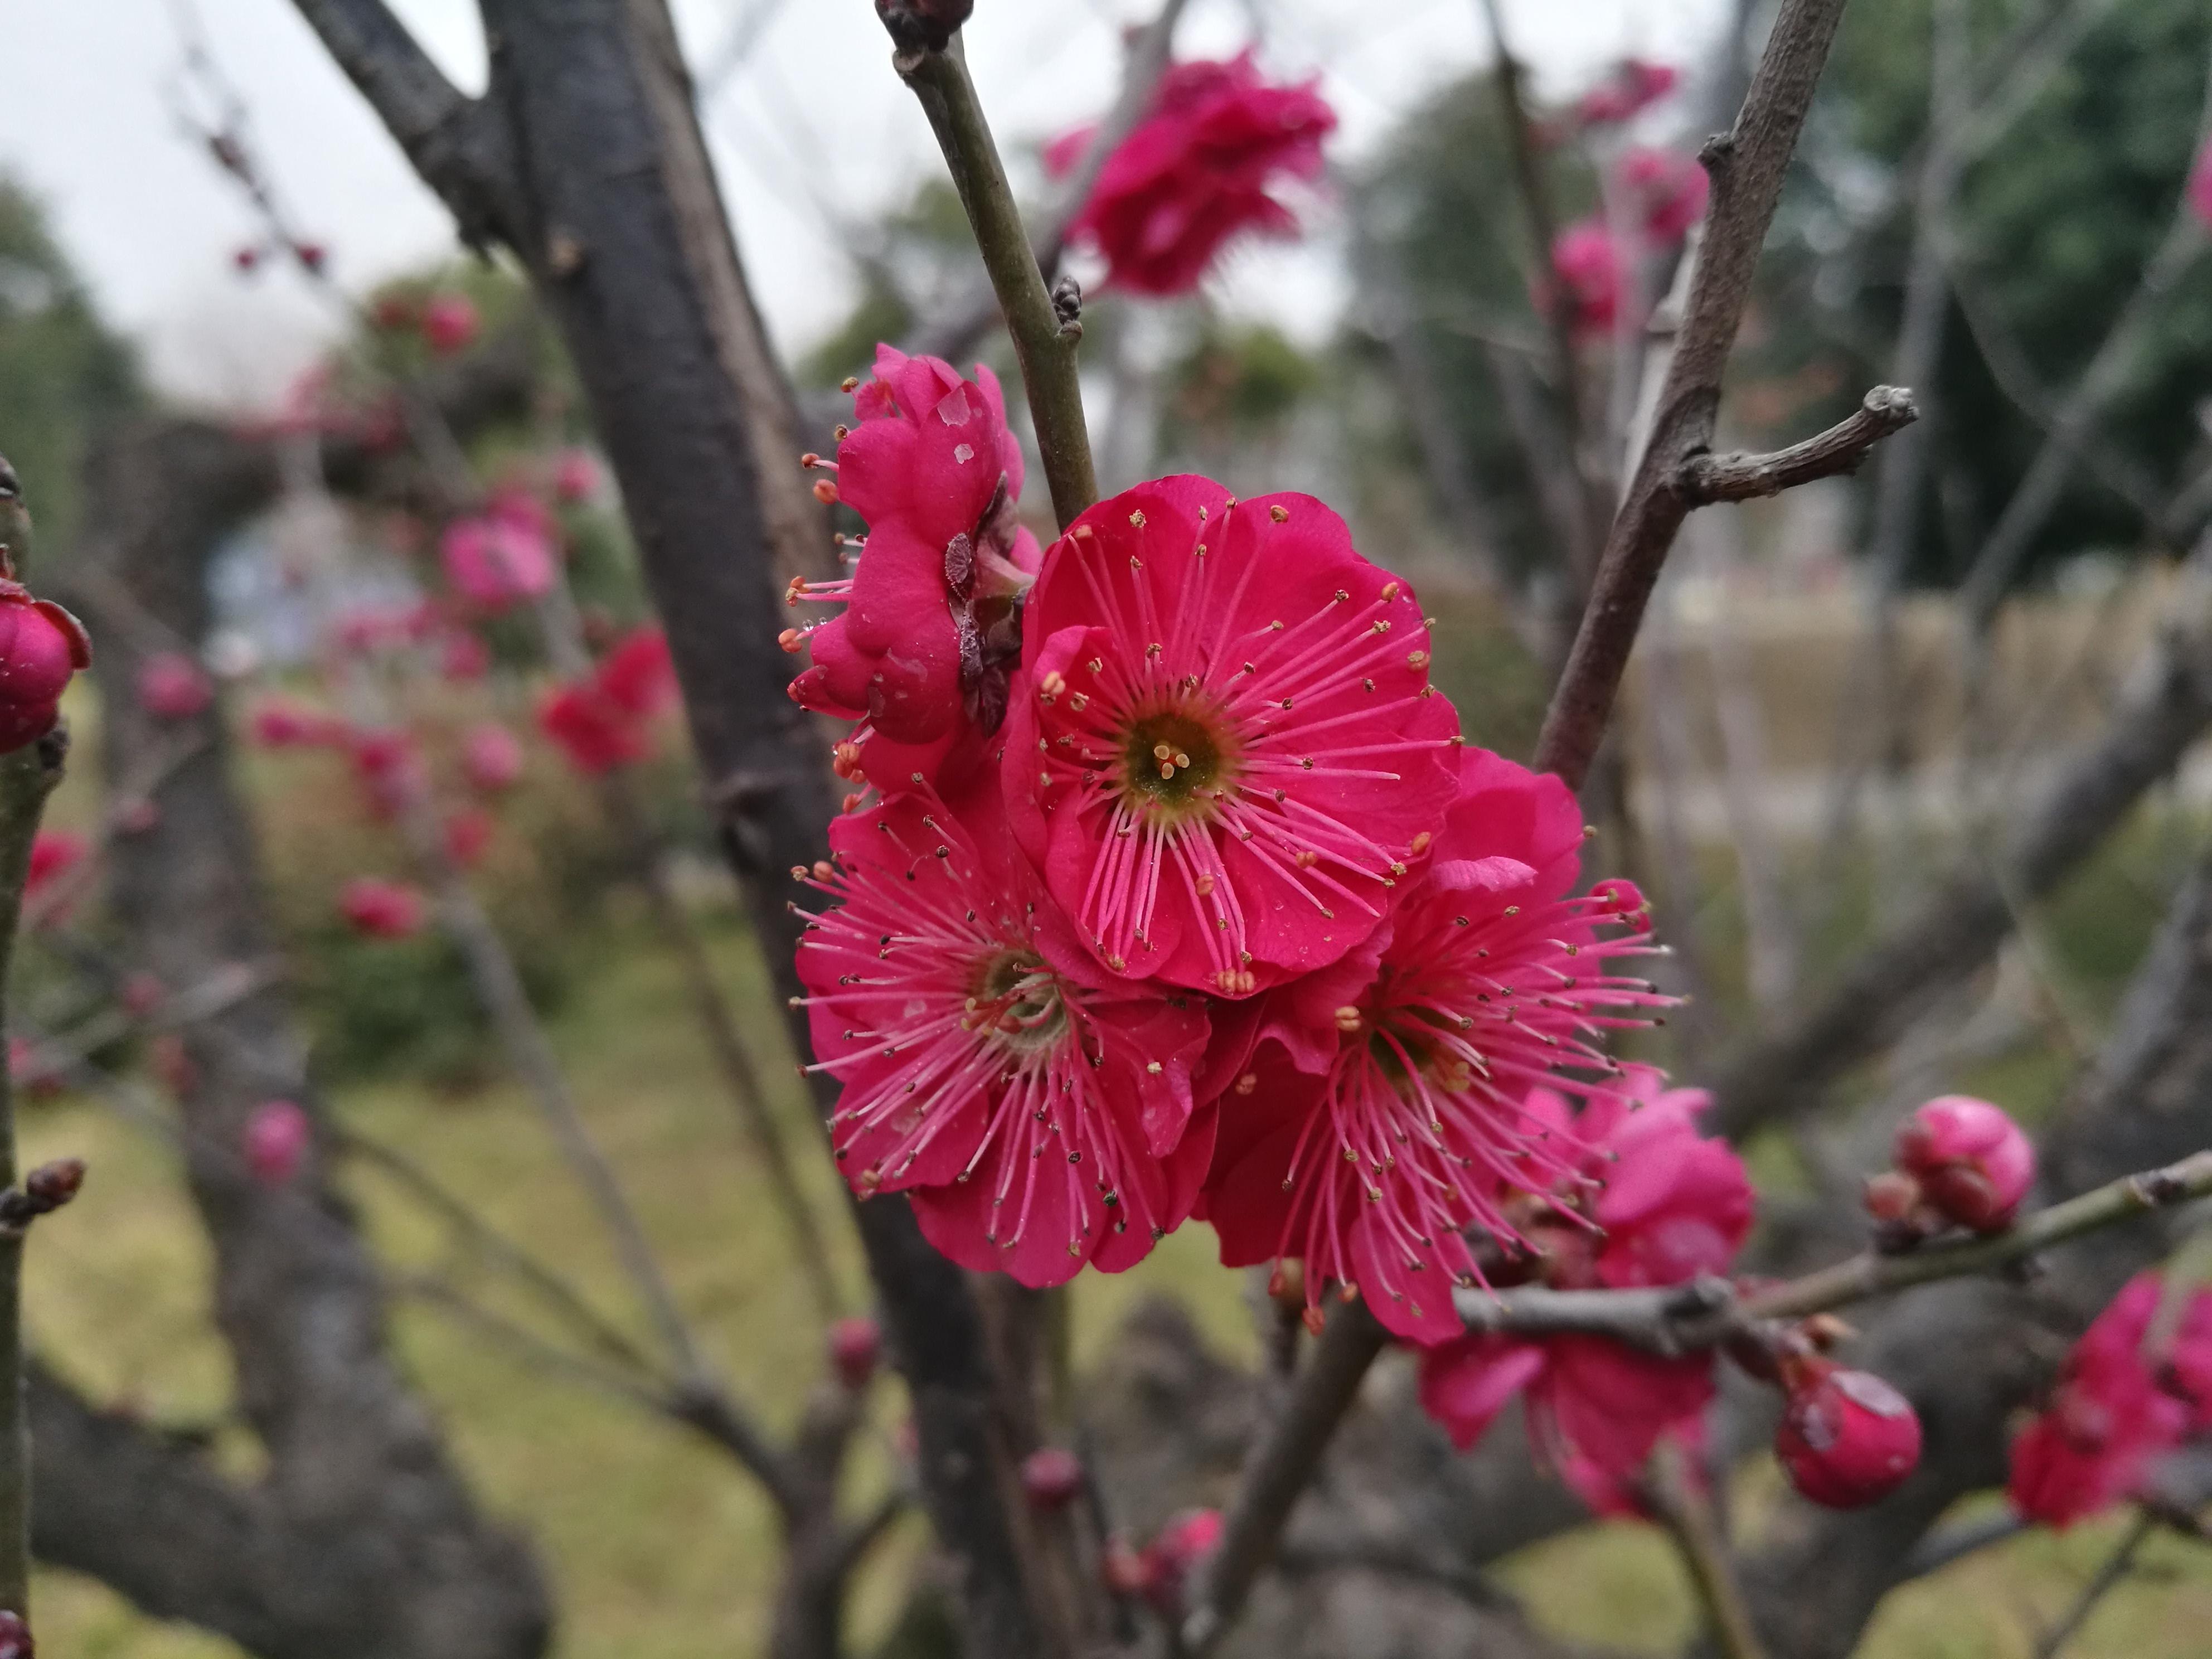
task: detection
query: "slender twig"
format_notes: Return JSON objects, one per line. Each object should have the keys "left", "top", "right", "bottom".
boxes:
{"left": 1901, "top": 1510, "right": 2027, "bottom": 1580}
{"left": 1274, "top": 1539, "right": 1517, "bottom": 1613}
{"left": 1181, "top": 1300, "right": 1387, "bottom": 1657}
{"left": 906, "top": 0, "right": 1190, "bottom": 366}
{"left": 1533, "top": 0, "right": 1857, "bottom": 791}
{"left": 1449, "top": 1149, "right": 2212, "bottom": 1352}
{"left": 2033, "top": 1508, "right": 2156, "bottom": 1659}
{"left": 1648, "top": 1438, "right": 1769, "bottom": 1659}
{"left": 1478, "top": 0, "right": 1599, "bottom": 585}
{"left": 890, "top": 37, "right": 1098, "bottom": 528}
{"left": 0, "top": 732, "right": 64, "bottom": 1622}
{"left": 1677, "top": 387, "right": 1920, "bottom": 504}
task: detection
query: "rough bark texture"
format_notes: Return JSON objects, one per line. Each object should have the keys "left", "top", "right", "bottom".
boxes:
{"left": 34, "top": 416, "right": 551, "bottom": 1659}
{"left": 289, "top": 3, "right": 1045, "bottom": 1653}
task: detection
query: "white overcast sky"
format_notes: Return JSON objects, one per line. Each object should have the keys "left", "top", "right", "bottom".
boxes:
{"left": 0, "top": 0, "right": 1723, "bottom": 406}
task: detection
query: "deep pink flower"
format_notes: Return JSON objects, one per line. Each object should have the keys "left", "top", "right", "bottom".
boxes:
{"left": 1002, "top": 476, "right": 1458, "bottom": 996}
{"left": 540, "top": 682, "right": 647, "bottom": 774}
{"left": 137, "top": 652, "right": 213, "bottom": 721}
{"left": 594, "top": 626, "right": 677, "bottom": 719}
{"left": 339, "top": 876, "right": 426, "bottom": 939}
{"left": 2189, "top": 139, "right": 2212, "bottom": 230}
{"left": 1047, "top": 54, "right": 1336, "bottom": 297}
{"left": 0, "top": 583, "right": 88, "bottom": 753}
{"left": 551, "top": 448, "right": 601, "bottom": 505}
{"left": 421, "top": 292, "right": 479, "bottom": 356}
{"left": 1617, "top": 147, "right": 1709, "bottom": 244}
{"left": 1776, "top": 1360, "right": 1922, "bottom": 1508}
{"left": 788, "top": 346, "right": 1039, "bottom": 749}
{"left": 249, "top": 696, "right": 348, "bottom": 749}
{"left": 1204, "top": 750, "right": 1675, "bottom": 1344}
{"left": 799, "top": 780, "right": 1215, "bottom": 1288}
{"left": 828, "top": 1316, "right": 882, "bottom": 1391}
{"left": 1547, "top": 220, "right": 1622, "bottom": 337}
{"left": 2010, "top": 1271, "right": 2212, "bottom": 1526}
{"left": 25, "top": 830, "right": 85, "bottom": 916}
{"left": 1894, "top": 1094, "right": 2036, "bottom": 1234}
{"left": 442, "top": 492, "right": 556, "bottom": 612}
{"left": 1578, "top": 59, "right": 1679, "bottom": 126}
{"left": 1415, "top": 1068, "right": 1749, "bottom": 1469}
{"left": 243, "top": 1099, "right": 311, "bottom": 1186}
{"left": 461, "top": 722, "right": 526, "bottom": 793}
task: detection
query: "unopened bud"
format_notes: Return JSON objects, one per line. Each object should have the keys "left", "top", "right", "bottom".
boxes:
{"left": 23, "top": 1160, "right": 84, "bottom": 1212}
{"left": 243, "top": 1100, "right": 311, "bottom": 1187}
{"left": 0, "top": 1608, "right": 32, "bottom": 1658}
{"left": 1774, "top": 1359, "right": 1921, "bottom": 1508}
{"left": 1894, "top": 1095, "right": 2035, "bottom": 1234}
{"left": 1861, "top": 1168, "right": 1922, "bottom": 1225}
{"left": 1021, "top": 1446, "right": 1085, "bottom": 1511}
{"left": 828, "top": 1316, "right": 882, "bottom": 1391}
{"left": 875, "top": 0, "right": 973, "bottom": 53}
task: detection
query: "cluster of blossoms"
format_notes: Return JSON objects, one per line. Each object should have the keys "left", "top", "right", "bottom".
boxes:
{"left": 2010, "top": 1270, "right": 2212, "bottom": 1526}
{"left": 1046, "top": 53, "right": 1337, "bottom": 297}
{"left": 242, "top": 457, "right": 670, "bottom": 938}
{"left": 779, "top": 343, "right": 1894, "bottom": 1511}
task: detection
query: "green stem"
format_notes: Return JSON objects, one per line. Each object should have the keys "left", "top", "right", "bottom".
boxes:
{"left": 895, "top": 39, "right": 1099, "bottom": 531}
{"left": 0, "top": 738, "right": 66, "bottom": 1618}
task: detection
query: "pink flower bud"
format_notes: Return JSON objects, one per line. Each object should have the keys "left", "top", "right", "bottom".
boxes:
{"left": 295, "top": 241, "right": 328, "bottom": 274}
{"left": 25, "top": 830, "right": 84, "bottom": 916}
{"left": 136, "top": 652, "right": 213, "bottom": 721}
{"left": 462, "top": 722, "right": 526, "bottom": 793}
{"left": 1139, "top": 1508, "right": 1223, "bottom": 1619}
{"left": 1101, "top": 1535, "right": 1151, "bottom": 1598}
{"left": 1776, "top": 1361, "right": 1922, "bottom": 1508}
{"left": 420, "top": 292, "right": 479, "bottom": 356}
{"left": 1546, "top": 220, "right": 1623, "bottom": 338}
{"left": 9, "top": 1038, "right": 60, "bottom": 1102}
{"left": 243, "top": 1099, "right": 311, "bottom": 1187}
{"left": 1895, "top": 1094, "right": 2035, "bottom": 1233}
{"left": 1021, "top": 1447, "right": 1084, "bottom": 1511}
{"left": 339, "top": 877, "right": 426, "bottom": 940}
{"left": 441, "top": 630, "right": 492, "bottom": 683}
{"left": 0, "top": 1608, "right": 31, "bottom": 1658}
{"left": 249, "top": 696, "right": 346, "bottom": 749}
{"left": 2191, "top": 139, "right": 2212, "bottom": 232}
{"left": 551, "top": 449, "right": 601, "bottom": 505}
{"left": 0, "top": 588, "right": 90, "bottom": 753}
{"left": 828, "top": 1316, "right": 881, "bottom": 1391}
{"left": 232, "top": 246, "right": 260, "bottom": 274}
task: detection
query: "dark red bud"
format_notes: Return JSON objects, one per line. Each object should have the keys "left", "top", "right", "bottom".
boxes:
{"left": 828, "top": 1316, "right": 882, "bottom": 1391}
{"left": 24, "top": 1159, "right": 84, "bottom": 1212}
{"left": 1861, "top": 1169, "right": 1921, "bottom": 1225}
{"left": 0, "top": 1608, "right": 32, "bottom": 1657}
{"left": 875, "top": 0, "right": 973, "bottom": 52}
{"left": 1021, "top": 1446, "right": 1085, "bottom": 1511}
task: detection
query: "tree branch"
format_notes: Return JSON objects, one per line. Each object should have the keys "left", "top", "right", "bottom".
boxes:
{"left": 1532, "top": 0, "right": 1855, "bottom": 789}
{"left": 0, "top": 731, "right": 66, "bottom": 1621}
{"left": 1448, "top": 1148, "right": 2212, "bottom": 1352}
{"left": 285, "top": 0, "right": 517, "bottom": 246}
{"left": 906, "top": 0, "right": 1190, "bottom": 366}
{"left": 1678, "top": 386, "right": 1920, "bottom": 505}
{"left": 1648, "top": 1438, "right": 1769, "bottom": 1659}
{"left": 1181, "top": 1300, "right": 1388, "bottom": 1657}
{"left": 891, "top": 38, "right": 1098, "bottom": 528}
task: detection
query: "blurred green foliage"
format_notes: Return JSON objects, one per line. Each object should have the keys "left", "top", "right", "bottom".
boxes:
{"left": 0, "top": 175, "right": 142, "bottom": 567}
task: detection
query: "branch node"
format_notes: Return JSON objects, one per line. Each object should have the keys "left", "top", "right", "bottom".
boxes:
{"left": 0, "top": 1158, "right": 87, "bottom": 1237}
{"left": 1051, "top": 274, "right": 1084, "bottom": 341}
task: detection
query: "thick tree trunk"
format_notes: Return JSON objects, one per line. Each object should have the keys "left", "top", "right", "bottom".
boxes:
{"left": 290, "top": 2, "right": 1048, "bottom": 1652}
{"left": 34, "top": 415, "right": 551, "bottom": 1659}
